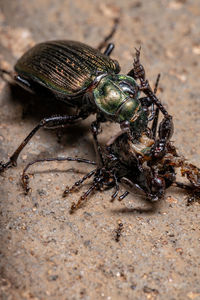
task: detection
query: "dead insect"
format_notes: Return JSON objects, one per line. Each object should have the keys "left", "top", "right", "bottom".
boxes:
{"left": 20, "top": 105, "right": 200, "bottom": 213}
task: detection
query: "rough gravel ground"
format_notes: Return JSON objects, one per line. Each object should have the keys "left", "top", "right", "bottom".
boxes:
{"left": 0, "top": 1, "right": 200, "bottom": 299}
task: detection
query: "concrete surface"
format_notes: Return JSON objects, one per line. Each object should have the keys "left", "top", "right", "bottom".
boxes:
{"left": 0, "top": 1, "right": 200, "bottom": 299}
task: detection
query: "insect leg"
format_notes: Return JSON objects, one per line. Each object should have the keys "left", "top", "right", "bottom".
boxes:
{"left": 103, "top": 43, "right": 115, "bottom": 56}
{"left": 91, "top": 117, "right": 106, "bottom": 167}
{"left": 0, "top": 113, "right": 87, "bottom": 172}
{"left": 148, "top": 74, "right": 161, "bottom": 123}
{"left": 150, "top": 115, "right": 174, "bottom": 161}
{"left": 174, "top": 181, "right": 193, "bottom": 190}
{"left": 63, "top": 169, "right": 96, "bottom": 196}
{"left": 118, "top": 191, "right": 129, "bottom": 201}
{"left": 151, "top": 108, "right": 159, "bottom": 139}
{"left": 21, "top": 156, "right": 96, "bottom": 194}
{"left": 70, "top": 183, "right": 97, "bottom": 213}
{"left": 111, "top": 173, "right": 119, "bottom": 202}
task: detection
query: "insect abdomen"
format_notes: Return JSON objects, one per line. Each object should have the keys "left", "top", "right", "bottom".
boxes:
{"left": 15, "top": 40, "right": 120, "bottom": 95}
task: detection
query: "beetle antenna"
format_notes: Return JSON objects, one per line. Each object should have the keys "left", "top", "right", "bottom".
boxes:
{"left": 97, "top": 17, "right": 120, "bottom": 51}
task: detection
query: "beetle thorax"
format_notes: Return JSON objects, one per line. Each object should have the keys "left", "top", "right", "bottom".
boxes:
{"left": 93, "top": 74, "right": 142, "bottom": 123}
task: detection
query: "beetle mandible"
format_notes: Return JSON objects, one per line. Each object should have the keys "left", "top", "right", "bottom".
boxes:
{"left": 0, "top": 19, "right": 171, "bottom": 172}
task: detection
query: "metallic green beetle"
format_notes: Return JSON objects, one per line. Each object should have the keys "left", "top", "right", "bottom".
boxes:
{"left": 0, "top": 38, "right": 170, "bottom": 171}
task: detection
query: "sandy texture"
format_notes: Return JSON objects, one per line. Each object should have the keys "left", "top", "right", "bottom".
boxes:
{"left": 0, "top": 1, "right": 200, "bottom": 299}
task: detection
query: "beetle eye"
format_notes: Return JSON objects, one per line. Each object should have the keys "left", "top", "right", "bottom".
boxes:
{"left": 119, "top": 81, "right": 138, "bottom": 98}
{"left": 127, "top": 88, "right": 138, "bottom": 99}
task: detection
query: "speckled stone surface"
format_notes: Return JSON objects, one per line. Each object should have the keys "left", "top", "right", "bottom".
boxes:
{"left": 0, "top": 1, "right": 200, "bottom": 299}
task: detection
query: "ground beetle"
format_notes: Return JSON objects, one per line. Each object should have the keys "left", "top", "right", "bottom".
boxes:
{"left": 0, "top": 20, "right": 171, "bottom": 172}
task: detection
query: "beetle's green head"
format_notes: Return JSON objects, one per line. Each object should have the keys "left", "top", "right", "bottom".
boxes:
{"left": 93, "top": 74, "right": 148, "bottom": 133}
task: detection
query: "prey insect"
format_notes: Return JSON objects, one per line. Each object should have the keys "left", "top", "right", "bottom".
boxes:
{"left": 20, "top": 114, "right": 200, "bottom": 213}
{"left": 20, "top": 72, "right": 200, "bottom": 213}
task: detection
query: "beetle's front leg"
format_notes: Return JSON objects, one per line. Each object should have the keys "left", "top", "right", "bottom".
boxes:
{"left": 91, "top": 115, "right": 105, "bottom": 167}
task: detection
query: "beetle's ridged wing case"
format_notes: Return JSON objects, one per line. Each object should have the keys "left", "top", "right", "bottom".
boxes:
{"left": 15, "top": 41, "right": 120, "bottom": 95}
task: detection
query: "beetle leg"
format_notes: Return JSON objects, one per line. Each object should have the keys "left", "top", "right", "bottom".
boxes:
{"left": 103, "top": 43, "right": 115, "bottom": 56}
{"left": 141, "top": 84, "right": 170, "bottom": 118}
{"left": 97, "top": 17, "right": 119, "bottom": 52}
{"left": 91, "top": 117, "right": 106, "bottom": 167}
{"left": 0, "top": 113, "right": 85, "bottom": 172}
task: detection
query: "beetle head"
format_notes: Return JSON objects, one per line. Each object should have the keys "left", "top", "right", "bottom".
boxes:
{"left": 93, "top": 74, "right": 141, "bottom": 121}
